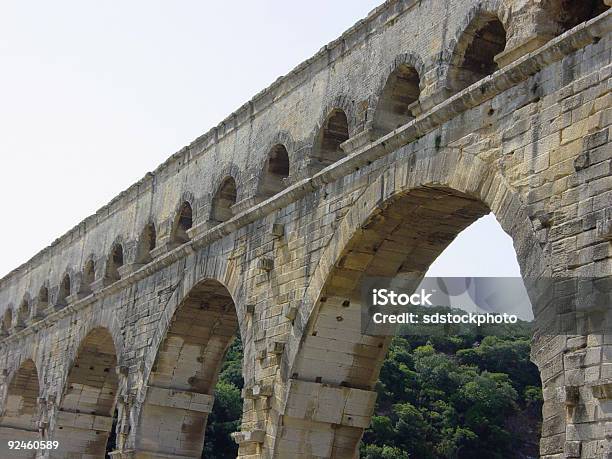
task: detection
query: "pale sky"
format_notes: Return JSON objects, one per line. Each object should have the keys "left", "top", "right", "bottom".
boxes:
{"left": 0, "top": 1, "right": 521, "bottom": 279}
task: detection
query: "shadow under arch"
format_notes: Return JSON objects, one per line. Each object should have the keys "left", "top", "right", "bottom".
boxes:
{"left": 275, "top": 156, "right": 547, "bottom": 456}
{"left": 0, "top": 359, "right": 41, "bottom": 457}
{"left": 554, "top": 0, "right": 609, "bottom": 32}
{"left": 172, "top": 201, "right": 194, "bottom": 245}
{"left": 447, "top": 9, "right": 507, "bottom": 96}
{"left": 309, "top": 108, "right": 350, "bottom": 173}
{"left": 2, "top": 309, "right": 13, "bottom": 336}
{"left": 211, "top": 177, "right": 238, "bottom": 225}
{"left": 54, "top": 327, "right": 118, "bottom": 458}
{"left": 372, "top": 63, "right": 421, "bottom": 136}
{"left": 258, "top": 144, "right": 290, "bottom": 199}
{"left": 135, "top": 278, "right": 241, "bottom": 458}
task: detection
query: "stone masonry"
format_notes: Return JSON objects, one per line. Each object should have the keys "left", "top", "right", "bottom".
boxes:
{"left": 0, "top": 0, "right": 611, "bottom": 458}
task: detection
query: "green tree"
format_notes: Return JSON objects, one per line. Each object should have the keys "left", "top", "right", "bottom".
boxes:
{"left": 202, "top": 339, "right": 244, "bottom": 459}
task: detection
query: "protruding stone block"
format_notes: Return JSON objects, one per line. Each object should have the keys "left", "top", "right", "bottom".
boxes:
{"left": 267, "top": 341, "right": 285, "bottom": 355}
{"left": 284, "top": 304, "right": 298, "bottom": 321}
{"left": 565, "top": 386, "right": 581, "bottom": 406}
{"left": 271, "top": 223, "right": 285, "bottom": 238}
{"left": 256, "top": 349, "right": 267, "bottom": 360}
{"left": 251, "top": 384, "right": 273, "bottom": 398}
{"left": 231, "top": 429, "right": 266, "bottom": 445}
{"left": 258, "top": 257, "right": 274, "bottom": 272}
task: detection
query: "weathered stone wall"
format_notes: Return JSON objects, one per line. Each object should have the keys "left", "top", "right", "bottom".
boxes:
{"left": 0, "top": 0, "right": 610, "bottom": 458}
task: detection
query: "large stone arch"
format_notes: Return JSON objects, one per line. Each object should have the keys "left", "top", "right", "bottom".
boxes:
{"left": 132, "top": 273, "right": 243, "bottom": 458}
{"left": 272, "top": 149, "right": 549, "bottom": 458}
{"left": 0, "top": 359, "right": 41, "bottom": 458}
{"left": 53, "top": 326, "right": 120, "bottom": 458}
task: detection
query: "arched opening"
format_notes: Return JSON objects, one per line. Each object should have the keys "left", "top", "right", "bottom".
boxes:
{"left": 37, "top": 286, "right": 49, "bottom": 317}
{"left": 259, "top": 144, "right": 290, "bottom": 198}
{"left": 136, "top": 223, "right": 157, "bottom": 263}
{"left": 311, "top": 109, "right": 350, "bottom": 170}
{"left": 55, "top": 327, "right": 118, "bottom": 457}
{"left": 279, "top": 187, "right": 541, "bottom": 458}
{"left": 373, "top": 64, "right": 421, "bottom": 135}
{"left": 0, "top": 359, "right": 41, "bottom": 453}
{"left": 58, "top": 274, "right": 71, "bottom": 305}
{"left": 136, "top": 279, "right": 241, "bottom": 458}
{"left": 1, "top": 309, "right": 12, "bottom": 336}
{"left": 172, "top": 202, "right": 193, "bottom": 244}
{"left": 360, "top": 214, "right": 541, "bottom": 458}
{"left": 16, "top": 299, "right": 29, "bottom": 328}
{"left": 38, "top": 286, "right": 49, "bottom": 305}
{"left": 556, "top": 0, "right": 609, "bottom": 31}
{"left": 211, "top": 178, "right": 237, "bottom": 224}
{"left": 448, "top": 15, "right": 507, "bottom": 95}
{"left": 105, "top": 244, "right": 124, "bottom": 282}
{"left": 81, "top": 260, "right": 95, "bottom": 294}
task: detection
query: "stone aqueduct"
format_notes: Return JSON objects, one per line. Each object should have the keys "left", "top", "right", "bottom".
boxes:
{"left": 1, "top": 0, "right": 611, "bottom": 457}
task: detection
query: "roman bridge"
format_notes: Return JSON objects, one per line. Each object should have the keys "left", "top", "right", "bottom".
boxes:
{"left": 1, "top": 0, "right": 611, "bottom": 458}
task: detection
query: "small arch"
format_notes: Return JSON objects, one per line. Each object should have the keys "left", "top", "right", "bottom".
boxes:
{"left": 311, "top": 109, "right": 350, "bottom": 169}
{"left": 259, "top": 144, "right": 290, "bottom": 197}
{"left": 0, "top": 359, "right": 40, "bottom": 435}
{"left": 136, "top": 223, "right": 157, "bottom": 263}
{"left": 58, "top": 273, "right": 71, "bottom": 304}
{"left": 171, "top": 202, "right": 193, "bottom": 244}
{"left": 448, "top": 12, "right": 507, "bottom": 94}
{"left": 38, "top": 286, "right": 49, "bottom": 304}
{"left": 211, "top": 177, "right": 237, "bottom": 224}
{"left": 36, "top": 286, "right": 49, "bottom": 317}
{"left": 556, "top": 0, "right": 609, "bottom": 31}
{"left": 81, "top": 259, "right": 95, "bottom": 293}
{"left": 106, "top": 244, "right": 124, "bottom": 282}
{"left": 34, "top": 285, "right": 49, "bottom": 318}
{"left": 1, "top": 309, "right": 12, "bottom": 335}
{"left": 373, "top": 64, "right": 421, "bottom": 135}
{"left": 16, "top": 298, "right": 29, "bottom": 327}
